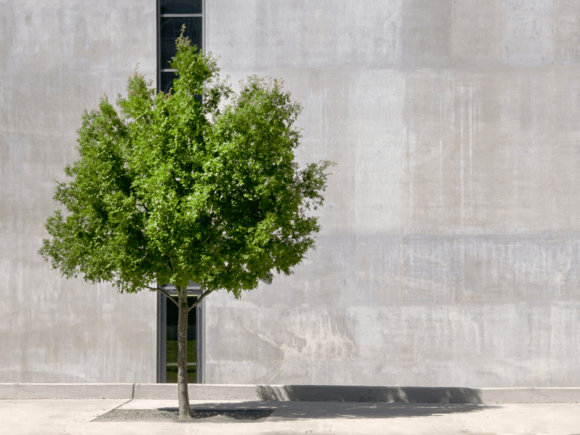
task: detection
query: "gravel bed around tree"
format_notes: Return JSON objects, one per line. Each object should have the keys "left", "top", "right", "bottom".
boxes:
{"left": 92, "top": 408, "right": 274, "bottom": 423}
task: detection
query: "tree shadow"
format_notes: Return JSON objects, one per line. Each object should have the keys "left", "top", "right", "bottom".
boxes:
{"left": 155, "top": 386, "right": 498, "bottom": 422}
{"left": 171, "top": 400, "right": 497, "bottom": 422}
{"left": 266, "top": 402, "right": 495, "bottom": 421}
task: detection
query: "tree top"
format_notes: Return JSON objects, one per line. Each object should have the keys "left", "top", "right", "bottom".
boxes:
{"left": 40, "top": 30, "right": 334, "bottom": 297}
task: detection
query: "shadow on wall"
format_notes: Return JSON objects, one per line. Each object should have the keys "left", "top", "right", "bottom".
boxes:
{"left": 256, "top": 385, "right": 484, "bottom": 404}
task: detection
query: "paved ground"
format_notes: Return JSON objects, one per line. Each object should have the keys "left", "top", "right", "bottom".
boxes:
{"left": 1, "top": 399, "right": 580, "bottom": 434}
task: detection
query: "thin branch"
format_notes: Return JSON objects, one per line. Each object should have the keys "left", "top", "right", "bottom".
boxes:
{"left": 186, "top": 262, "right": 232, "bottom": 312}
{"left": 202, "top": 211, "right": 225, "bottom": 246}
{"left": 187, "top": 288, "right": 214, "bottom": 312}
{"left": 146, "top": 285, "right": 179, "bottom": 307}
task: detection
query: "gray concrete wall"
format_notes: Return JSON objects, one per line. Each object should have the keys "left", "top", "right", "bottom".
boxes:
{"left": 204, "top": 0, "right": 580, "bottom": 387}
{"left": 0, "top": 0, "right": 158, "bottom": 382}
{"left": 3, "top": 0, "right": 580, "bottom": 388}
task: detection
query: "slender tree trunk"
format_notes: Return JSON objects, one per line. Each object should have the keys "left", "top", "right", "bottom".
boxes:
{"left": 177, "top": 285, "right": 192, "bottom": 419}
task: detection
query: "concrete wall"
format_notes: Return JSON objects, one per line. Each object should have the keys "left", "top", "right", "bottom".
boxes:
{"left": 0, "top": 0, "right": 158, "bottom": 382}
{"left": 204, "top": 0, "right": 580, "bottom": 387}
{"left": 2, "top": 0, "right": 580, "bottom": 388}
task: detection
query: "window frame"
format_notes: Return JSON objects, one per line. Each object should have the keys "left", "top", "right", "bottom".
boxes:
{"left": 155, "top": 0, "right": 206, "bottom": 384}
{"left": 157, "top": 283, "right": 206, "bottom": 383}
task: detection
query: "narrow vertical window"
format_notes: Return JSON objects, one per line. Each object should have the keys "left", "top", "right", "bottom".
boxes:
{"left": 165, "top": 295, "right": 198, "bottom": 383}
{"left": 156, "top": 2, "right": 204, "bottom": 383}
{"left": 158, "top": 0, "right": 203, "bottom": 93}
{"left": 157, "top": 283, "right": 204, "bottom": 384}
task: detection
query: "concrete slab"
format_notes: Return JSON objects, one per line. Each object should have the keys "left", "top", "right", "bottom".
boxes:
{"left": 4, "top": 383, "right": 580, "bottom": 404}
{"left": 120, "top": 399, "right": 256, "bottom": 409}
{"left": 256, "top": 385, "right": 483, "bottom": 403}
{"left": 133, "top": 384, "right": 484, "bottom": 402}
{"left": 134, "top": 383, "right": 261, "bottom": 400}
{"left": 2, "top": 399, "right": 580, "bottom": 434}
{"left": 0, "top": 400, "right": 128, "bottom": 435}
{"left": 0, "top": 383, "right": 134, "bottom": 399}
{"left": 481, "top": 387, "right": 580, "bottom": 403}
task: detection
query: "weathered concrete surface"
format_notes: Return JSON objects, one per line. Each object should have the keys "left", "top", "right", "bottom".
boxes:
{"left": 2, "top": 399, "right": 580, "bottom": 434}
{"left": 134, "top": 383, "right": 260, "bottom": 401}
{"left": 0, "top": 1, "right": 158, "bottom": 382}
{"left": 0, "top": 383, "right": 134, "bottom": 400}
{"left": 3, "top": 0, "right": 580, "bottom": 388}
{"left": 4, "top": 383, "right": 580, "bottom": 403}
{"left": 482, "top": 387, "right": 580, "bottom": 404}
{"left": 204, "top": 0, "right": 580, "bottom": 386}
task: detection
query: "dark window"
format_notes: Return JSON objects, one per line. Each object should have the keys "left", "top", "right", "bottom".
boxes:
{"left": 160, "top": 17, "right": 202, "bottom": 69}
{"left": 160, "top": 71, "right": 178, "bottom": 94}
{"left": 165, "top": 296, "right": 197, "bottom": 384}
{"left": 156, "top": 3, "right": 205, "bottom": 384}
{"left": 157, "top": 284, "right": 205, "bottom": 384}
{"left": 158, "top": 0, "right": 202, "bottom": 93}
{"left": 160, "top": 0, "right": 202, "bottom": 15}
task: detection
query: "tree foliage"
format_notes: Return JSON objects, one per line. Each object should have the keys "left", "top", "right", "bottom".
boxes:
{"left": 39, "top": 32, "right": 333, "bottom": 303}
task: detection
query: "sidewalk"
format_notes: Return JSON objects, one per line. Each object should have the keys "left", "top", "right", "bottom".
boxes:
{"left": 2, "top": 398, "right": 580, "bottom": 434}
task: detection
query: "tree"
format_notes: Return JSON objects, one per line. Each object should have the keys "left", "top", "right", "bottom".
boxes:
{"left": 39, "top": 31, "right": 333, "bottom": 419}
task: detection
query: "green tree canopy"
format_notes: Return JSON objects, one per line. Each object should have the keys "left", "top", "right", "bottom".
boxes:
{"left": 39, "top": 30, "right": 333, "bottom": 419}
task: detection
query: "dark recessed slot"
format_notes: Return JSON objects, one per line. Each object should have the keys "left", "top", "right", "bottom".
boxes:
{"left": 160, "top": 0, "right": 202, "bottom": 14}
{"left": 165, "top": 296, "right": 197, "bottom": 384}
{"left": 160, "top": 17, "right": 202, "bottom": 69}
{"left": 160, "top": 71, "right": 178, "bottom": 94}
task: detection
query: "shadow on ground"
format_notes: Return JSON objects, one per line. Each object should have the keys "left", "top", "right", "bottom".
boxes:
{"left": 94, "top": 408, "right": 274, "bottom": 423}
{"left": 175, "top": 401, "right": 498, "bottom": 421}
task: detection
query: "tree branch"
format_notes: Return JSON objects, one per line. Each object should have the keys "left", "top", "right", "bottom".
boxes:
{"left": 186, "top": 262, "right": 232, "bottom": 312}
{"left": 146, "top": 285, "right": 179, "bottom": 307}
{"left": 187, "top": 287, "right": 214, "bottom": 312}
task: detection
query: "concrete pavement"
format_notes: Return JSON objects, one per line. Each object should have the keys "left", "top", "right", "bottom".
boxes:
{"left": 2, "top": 399, "right": 580, "bottom": 434}
{"left": 4, "top": 383, "right": 580, "bottom": 404}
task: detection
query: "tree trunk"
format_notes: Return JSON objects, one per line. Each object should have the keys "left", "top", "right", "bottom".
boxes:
{"left": 176, "top": 285, "right": 192, "bottom": 419}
